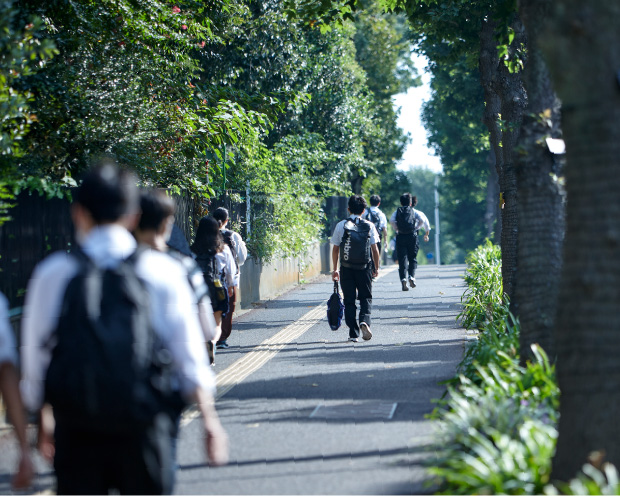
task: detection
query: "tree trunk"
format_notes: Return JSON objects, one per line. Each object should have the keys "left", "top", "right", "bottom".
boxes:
{"left": 485, "top": 148, "right": 500, "bottom": 240}
{"left": 539, "top": 1, "right": 620, "bottom": 481}
{"left": 514, "top": 0, "right": 565, "bottom": 363}
{"left": 479, "top": 14, "right": 526, "bottom": 304}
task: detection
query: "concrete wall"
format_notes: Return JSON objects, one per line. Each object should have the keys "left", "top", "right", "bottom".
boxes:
{"left": 237, "top": 241, "right": 333, "bottom": 309}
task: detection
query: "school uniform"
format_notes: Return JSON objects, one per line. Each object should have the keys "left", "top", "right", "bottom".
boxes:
{"left": 330, "top": 215, "right": 380, "bottom": 339}
{"left": 21, "top": 225, "right": 215, "bottom": 494}
{"left": 218, "top": 229, "right": 247, "bottom": 347}
{"left": 389, "top": 207, "right": 431, "bottom": 283}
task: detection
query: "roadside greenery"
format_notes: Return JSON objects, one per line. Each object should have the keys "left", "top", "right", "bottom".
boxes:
{"left": 431, "top": 241, "right": 620, "bottom": 494}
{"left": 0, "top": 0, "right": 417, "bottom": 259}
{"left": 429, "top": 241, "right": 560, "bottom": 494}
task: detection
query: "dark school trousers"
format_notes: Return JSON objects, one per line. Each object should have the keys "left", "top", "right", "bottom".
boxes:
{"left": 340, "top": 266, "right": 373, "bottom": 338}
{"left": 54, "top": 415, "right": 174, "bottom": 495}
{"left": 219, "top": 286, "right": 236, "bottom": 342}
{"left": 396, "top": 232, "right": 419, "bottom": 281}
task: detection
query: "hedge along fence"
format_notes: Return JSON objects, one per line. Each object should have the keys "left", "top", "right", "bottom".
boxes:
{"left": 0, "top": 189, "right": 233, "bottom": 309}
{"left": 0, "top": 189, "right": 341, "bottom": 309}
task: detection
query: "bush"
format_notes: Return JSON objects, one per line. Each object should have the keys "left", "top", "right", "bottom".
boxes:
{"left": 458, "top": 239, "right": 505, "bottom": 330}
{"left": 428, "top": 241, "right": 560, "bottom": 494}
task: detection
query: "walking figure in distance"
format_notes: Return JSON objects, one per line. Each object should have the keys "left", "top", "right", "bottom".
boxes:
{"left": 192, "top": 216, "right": 236, "bottom": 363}
{"left": 212, "top": 207, "right": 247, "bottom": 350}
{"left": 361, "top": 194, "right": 388, "bottom": 275}
{"left": 20, "top": 163, "right": 228, "bottom": 495}
{"left": 389, "top": 193, "right": 431, "bottom": 291}
{"left": 330, "top": 195, "right": 380, "bottom": 342}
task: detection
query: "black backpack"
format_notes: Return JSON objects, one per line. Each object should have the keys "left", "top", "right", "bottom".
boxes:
{"left": 44, "top": 248, "right": 185, "bottom": 433}
{"left": 396, "top": 206, "right": 416, "bottom": 235}
{"left": 326, "top": 281, "right": 344, "bottom": 330}
{"left": 195, "top": 251, "right": 227, "bottom": 302}
{"left": 339, "top": 218, "right": 372, "bottom": 270}
{"left": 363, "top": 209, "right": 383, "bottom": 240}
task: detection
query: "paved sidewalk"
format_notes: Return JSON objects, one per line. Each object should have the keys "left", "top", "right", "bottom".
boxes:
{"left": 0, "top": 263, "right": 466, "bottom": 495}
{"left": 177, "top": 263, "right": 466, "bottom": 495}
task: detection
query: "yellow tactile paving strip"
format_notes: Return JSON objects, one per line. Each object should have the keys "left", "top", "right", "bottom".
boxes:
{"left": 181, "top": 265, "right": 398, "bottom": 426}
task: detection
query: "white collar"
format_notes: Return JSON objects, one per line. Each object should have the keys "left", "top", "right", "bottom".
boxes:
{"left": 81, "top": 224, "right": 137, "bottom": 267}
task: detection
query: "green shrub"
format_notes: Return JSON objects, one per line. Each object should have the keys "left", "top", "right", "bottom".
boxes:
{"left": 429, "top": 241, "right": 561, "bottom": 494}
{"left": 429, "top": 345, "right": 559, "bottom": 494}
{"left": 458, "top": 239, "right": 504, "bottom": 330}
{"left": 546, "top": 463, "right": 620, "bottom": 495}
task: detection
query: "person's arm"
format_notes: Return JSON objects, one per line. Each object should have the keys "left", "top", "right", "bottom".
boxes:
{"left": 193, "top": 386, "right": 228, "bottom": 466}
{"left": 419, "top": 211, "right": 431, "bottom": 242}
{"left": 371, "top": 244, "right": 380, "bottom": 278}
{"left": 331, "top": 245, "right": 340, "bottom": 281}
{"left": 389, "top": 211, "right": 398, "bottom": 232}
{"left": 0, "top": 362, "right": 34, "bottom": 489}
{"left": 221, "top": 247, "right": 235, "bottom": 292}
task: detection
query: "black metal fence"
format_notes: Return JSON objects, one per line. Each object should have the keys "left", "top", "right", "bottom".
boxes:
{"left": 0, "top": 190, "right": 195, "bottom": 308}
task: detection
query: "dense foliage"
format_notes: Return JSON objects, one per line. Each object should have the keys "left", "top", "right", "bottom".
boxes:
{"left": 0, "top": 0, "right": 418, "bottom": 259}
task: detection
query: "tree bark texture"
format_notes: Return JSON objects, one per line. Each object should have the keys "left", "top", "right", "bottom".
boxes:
{"left": 485, "top": 148, "right": 500, "bottom": 240}
{"left": 479, "top": 15, "right": 527, "bottom": 304}
{"left": 514, "top": 0, "right": 565, "bottom": 363}
{"left": 540, "top": 1, "right": 620, "bottom": 481}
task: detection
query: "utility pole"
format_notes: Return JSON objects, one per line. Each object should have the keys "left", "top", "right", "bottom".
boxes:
{"left": 434, "top": 174, "right": 441, "bottom": 265}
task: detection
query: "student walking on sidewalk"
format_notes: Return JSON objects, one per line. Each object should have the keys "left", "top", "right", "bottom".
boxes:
{"left": 20, "top": 163, "right": 228, "bottom": 495}
{"left": 212, "top": 207, "right": 247, "bottom": 350}
{"left": 389, "top": 193, "right": 431, "bottom": 291}
{"left": 330, "top": 195, "right": 380, "bottom": 343}
{"left": 361, "top": 194, "right": 388, "bottom": 275}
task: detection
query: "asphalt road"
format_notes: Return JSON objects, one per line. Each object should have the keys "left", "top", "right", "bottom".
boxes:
{"left": 0, "top": 263, "right": 466, "bottom": 495}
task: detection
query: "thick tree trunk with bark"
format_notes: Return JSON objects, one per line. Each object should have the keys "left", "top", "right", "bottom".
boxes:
{"left": 485, "top": 149, "right": 500, "bottom": 240}
{"left": 540, "top": 1, "right": 620, "bottom": 481}
{"left": 479, "top": 15, "right": 527, "bottom": 304}
{"left": 514, "top": 0, "right": 565, "bottom": 363}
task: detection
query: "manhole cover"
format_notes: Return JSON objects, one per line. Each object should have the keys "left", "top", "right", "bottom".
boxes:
{"left": 309, "top": 402, "right": 397, "bottom": 420}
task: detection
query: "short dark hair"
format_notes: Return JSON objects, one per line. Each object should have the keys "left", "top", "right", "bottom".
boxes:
{"left": 348, "top": 195, "right": 367, "bottom": 215}
{"left": 138, "top": 189, "right": 175, "bottom": 231}
{"left": 412, "top": 196, "right": 418, "bottom": 207}
{"left": 400, "top": 193, "right": 412, "bottom": 206}
{"left": 212, "top": 207, "right": 229, "bottom": 225}
{"left": 75, "top": 161, "right": 139, "bottom": 223}
{"left": 369, "top": 195, "right": 381, "bottom": 207}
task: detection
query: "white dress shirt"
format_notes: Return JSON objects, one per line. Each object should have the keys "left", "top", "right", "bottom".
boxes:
{"left": 362, "top": 206, "right": 388, "bottom": 232}
{"left": 216, "top": 245, "right": 236, "bottom": 288}
{"left": 220, "top": 229, "right": 247, "bottom": 287}
{"left": 0, "top": 292, "right": 17, "bottom": 366}
{"left": 330, "top": 214, "right": 380, "bottom": 246}
{"left": 20, "top": 224, "right": 215, "bottom": 412}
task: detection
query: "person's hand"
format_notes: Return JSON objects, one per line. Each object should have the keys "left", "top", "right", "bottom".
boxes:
{"left": 372, "top": 269, "right": 379, "bottom": 278}
{"left": 424, "top": 234, "right": 429, "bottom": 242}
{"left": 228, "top": 286, "right": 234, "bottom": 297}
{"left": 204, "top": 420, "right": 229, "bottom": 467}
{"left": 332, "top": 270, "right": 339, "bottom": 282}
{"left": 12, "top": 451, "right": 34, "bottom": 490}
{"left": 37, "top": 405, "right": 55, "bottom": 463}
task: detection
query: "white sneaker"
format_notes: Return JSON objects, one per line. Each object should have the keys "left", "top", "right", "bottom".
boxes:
{"left": 409, "top": 277, "right": 417, "bottom": 288}
{"left": 348, "top": 337, "right": 359, "bottom": 342}
{"left": 360, "top": 322, "right": 372, "bottom": 341}
{"left": 401, "top": 279, "right": 409, "bottom": 291}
